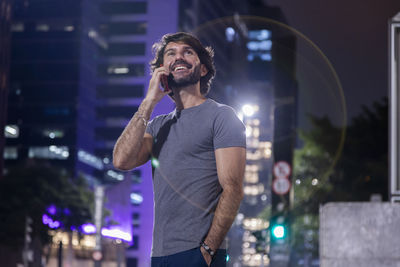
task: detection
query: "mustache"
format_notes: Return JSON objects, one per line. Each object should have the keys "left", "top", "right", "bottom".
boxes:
{"left": 171, "top": 60, "right": 192, "bottom": 71}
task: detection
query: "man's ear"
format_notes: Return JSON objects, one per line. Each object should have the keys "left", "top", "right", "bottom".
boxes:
{"left": 200, "top": 64, "right": 208, "bottom": 77}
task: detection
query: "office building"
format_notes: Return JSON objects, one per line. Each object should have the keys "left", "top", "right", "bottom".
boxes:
{"left": 0, "top": 0, "right": 13, "bottom": 179}
{"left": 5, "top": 0, "right": 178, "bottom": 266}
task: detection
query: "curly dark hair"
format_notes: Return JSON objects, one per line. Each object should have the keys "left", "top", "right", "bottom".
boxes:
{"left": 150, "top": 32, "right": 216, "bottom": 95}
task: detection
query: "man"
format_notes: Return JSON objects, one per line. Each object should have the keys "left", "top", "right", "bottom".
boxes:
{"left": 113, "top": 32, "right": 246, "bottom": 267}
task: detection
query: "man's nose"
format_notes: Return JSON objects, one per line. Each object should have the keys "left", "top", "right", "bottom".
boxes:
{"left": 175, "top": 52, "right": 184, "bottom": 60}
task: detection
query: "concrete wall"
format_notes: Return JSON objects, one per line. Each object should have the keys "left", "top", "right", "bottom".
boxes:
{"left": 320, "top": 202, "right": 400, "bottom": 267}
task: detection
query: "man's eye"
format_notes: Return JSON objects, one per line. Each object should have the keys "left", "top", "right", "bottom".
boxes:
{"left": 185, "top": 50, "right": 193, "bottom": 55}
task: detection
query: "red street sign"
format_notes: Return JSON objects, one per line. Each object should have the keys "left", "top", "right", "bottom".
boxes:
{"left": 272, "top": 177, "right": 291, "bottom": 195}
{"left": 273, "top": 161, "right": 291, "bottom": 179}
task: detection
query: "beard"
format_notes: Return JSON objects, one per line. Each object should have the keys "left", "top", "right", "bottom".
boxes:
{"left": 168, "top": 64, "right": 202, "bottom": 89}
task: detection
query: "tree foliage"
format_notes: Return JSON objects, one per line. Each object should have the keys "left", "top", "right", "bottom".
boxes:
{"left": 290, "top": 98, "right": 388, "bottom": 261}
{"left": 0, "top": 161, "right": 94, "bottom": 248}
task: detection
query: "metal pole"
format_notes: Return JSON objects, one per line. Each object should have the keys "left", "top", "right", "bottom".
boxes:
{"left": 93, "top": 185, "right": 104, "bottom": 267}
{"left": 389, "top": 12, "right": 400, "bottom": 202}
{"left": 57, "top": 241, "right": 63, "bottom": 267}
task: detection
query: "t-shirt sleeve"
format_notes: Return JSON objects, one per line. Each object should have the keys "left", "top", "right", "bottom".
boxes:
{"left": 145, "top": 119, "right": 156, "bottom": 138}
{"left": 213, "top": 106, "right": 246, "bottom": 149}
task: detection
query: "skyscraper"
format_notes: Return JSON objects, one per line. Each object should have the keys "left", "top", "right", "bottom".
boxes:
{"left": 5, "top": 0, "right": 179, "bottom": 266}
{"left": 0, "top": 0, "right": 13, "bottom": 179}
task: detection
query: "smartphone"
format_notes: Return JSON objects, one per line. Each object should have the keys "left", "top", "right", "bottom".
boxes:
{"left": 160, "top": 64, "right": 170, "bottom": 92}
{"left": 161, "top": 74, "right": 170, "bottom": 92}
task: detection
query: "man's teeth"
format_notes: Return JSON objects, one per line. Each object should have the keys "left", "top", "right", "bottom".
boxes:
{"left": 174, "top": 66, "right": 187, "bottom": 71}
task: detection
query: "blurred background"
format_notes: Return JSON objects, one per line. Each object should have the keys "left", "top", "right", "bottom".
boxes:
{"left": 1, "top": 0, "right": 400, "bottom": 266}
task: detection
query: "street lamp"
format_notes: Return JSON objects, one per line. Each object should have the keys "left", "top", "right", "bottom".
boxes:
{"left": 242, "top": 104, "right": 259, "bottom": 117}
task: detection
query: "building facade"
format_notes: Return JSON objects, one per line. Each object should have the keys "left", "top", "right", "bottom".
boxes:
{"left": 4, "top": 0, "right": 178, "bottom": 266}
{"left": 0, "top": 0, "right": 13, "bottom": 179}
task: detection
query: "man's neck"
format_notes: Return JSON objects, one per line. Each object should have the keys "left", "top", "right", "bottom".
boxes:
{"left": 173, "top": 84, "right": 206, "bottom": 110}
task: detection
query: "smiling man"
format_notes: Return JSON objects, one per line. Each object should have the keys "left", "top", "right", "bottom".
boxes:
{"left": 113, "top": 32, "right": 246, "bottom": 267}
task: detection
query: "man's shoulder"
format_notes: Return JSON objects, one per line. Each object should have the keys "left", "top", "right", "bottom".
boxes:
{"left": 147, "top": 111, "right": 175, "bottom": 133}
{"left": 206, "top": 99, "right": 237, "bottom": 114}
{"left": 206, "top": 99, "right": 240, "bottom": 121}
{"left": 150, "top": 110, "right": 175, "bottom": 123}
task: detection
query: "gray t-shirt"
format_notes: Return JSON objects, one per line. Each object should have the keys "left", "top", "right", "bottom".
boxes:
{"left": 146, "top": 98, "right": 246, "bottom": 257}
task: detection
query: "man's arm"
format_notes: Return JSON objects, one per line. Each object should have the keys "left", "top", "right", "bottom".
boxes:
{"left": 201, "top": 146, "right": 246, "bottom": 264}
{"left": 112, "top": 99, "right": 155, "bottom": 170}
{"left": 113, "top": 65, "right": 171, "bottom": 170}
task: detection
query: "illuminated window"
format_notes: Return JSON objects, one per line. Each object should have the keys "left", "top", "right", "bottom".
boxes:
{"left": 5, "top": 125, "right": 19, "bottom": 138}
{"left": 248, "top": 29, "right": 271, "bottom": 40}
{"left": 98, "top": 64, "right": 144, "bottom": 77}
{"left": 28, "top": 146, "right": 69, "bottom": 159}
{"left": 247, "top": 29, "right": 272, "bottom": 62}
{"left": 43, "top": 129, "right": 64, "bottom": 139}
{"left": 36, "top": 24, "right": 50, "bottom": 32}
{"left": 106, "top": 170, "right": 124, "bottom": 181}
{"left": 130, "top": 192, "right": 143, "bottom": 205}
{"left": 64, "top": 25, "right": 74, "bottom": 32}
{"left": 225, "top": 27, "right": 235, "bottom": 42}
{"left": 11, "top": 23, "right": 24, "bottom": 32}
{"left": 4, "top": 147, "right": 18, "bottom": 159}
{"left": 78, "top": 150, "right": 104, "bottom": 170}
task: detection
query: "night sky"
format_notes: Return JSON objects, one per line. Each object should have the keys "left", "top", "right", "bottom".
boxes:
{"left": 267, "top": 0, "right": 400, "bottom": 122}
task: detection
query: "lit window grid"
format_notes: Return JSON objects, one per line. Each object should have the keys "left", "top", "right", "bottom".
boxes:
{"left": 43, "top": 129, "right": 65, "bottom": 139}
{"left": 245, "top": 170, "right": 259, "bottom": 183}
{"left": 4, "top": 147, "right": 18, "bottom": 159}
{"left": 242, "top": 253, "right": 270, "bottom": 266}
{"left": 242, "top": 229, "right": 271, "bottom": 266}
{"left": 4, "top": 125, "right": 19, "bottom": 138}
{"left": 77, "top": 150, "right": 104, "bottom": 170}
{"left": 242, "top": 218, "right": 269, "bottom": 231}
{"left": 243, "top": 183, "right": 264, "bottom": 196}
{"left": 246, "top": 148, "right": 271, "bottom": 161}
{"left": 28, "top": 146, "right": 69, "bottom": 159}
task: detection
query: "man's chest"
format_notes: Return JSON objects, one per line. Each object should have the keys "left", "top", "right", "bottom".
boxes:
{"left": 154, "top": 117, "right": 215, "bottom": 158}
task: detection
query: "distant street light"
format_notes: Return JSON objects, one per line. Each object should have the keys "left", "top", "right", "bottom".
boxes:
{"left": 242, "top": 104, "right": 259, "bottom": 117}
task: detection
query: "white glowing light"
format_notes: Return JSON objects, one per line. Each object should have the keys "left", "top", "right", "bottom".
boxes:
{"left": 130, "top": 192, "right": 143, "bottom": 204}
{"left": 245, "top": 126, "right": 252, "bottom": 137}
{"left": 242, "top": 104, "right": 258, "bottom": 117}
{"left": 101, "top": 228, "right": 132, "bottom": 242}
{"left": 5, "top": 126, "right": 17, "bottom": 135}
{"left": 36, "top": 24, "right": 49, "bottom": 32}
{"left": 108, "top": 67, "right": 129, "bottom": 74}
{"left": 64, "top": 25, "right": 74, "bottom": 32}
{"left": 225, "top": 27, "right": 235, "bottom": 42}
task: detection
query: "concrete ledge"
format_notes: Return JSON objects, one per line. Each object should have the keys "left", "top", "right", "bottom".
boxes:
{"left": 320, "top": 202, "right": 400, "bottom": 267}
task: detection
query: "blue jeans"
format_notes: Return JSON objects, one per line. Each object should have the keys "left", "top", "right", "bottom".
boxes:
{"left": 151, "top": 247, "right": 227, "bottom": 267}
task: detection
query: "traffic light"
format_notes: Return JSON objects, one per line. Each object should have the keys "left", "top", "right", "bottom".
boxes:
{"left": 271, "top": 224, "right": 286, "bottom": 240}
